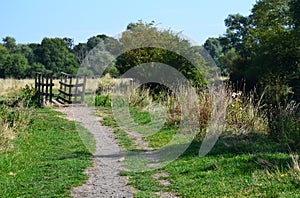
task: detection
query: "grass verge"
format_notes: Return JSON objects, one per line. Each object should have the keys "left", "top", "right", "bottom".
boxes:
{"left": 0, "top": 108, "right": 94, "bottom": 197}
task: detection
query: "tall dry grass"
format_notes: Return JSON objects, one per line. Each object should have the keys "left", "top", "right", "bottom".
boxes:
{"left": 0, "top": 78, "right": 103, "bottom": 96}
{"left": 0, "top": 79, "right": 35, "bottom": 96}
{"left": 96, "top": 76, "right": 270, "bottom": 139}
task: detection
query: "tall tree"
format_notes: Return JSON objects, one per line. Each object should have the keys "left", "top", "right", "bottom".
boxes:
{"left": 115, "top": 21, "right": 208, "bottom": 87}
{"left": 2, "top": 36, "right": 17, "bottom": 53}
{"left": 217, "top": 0, "right": 299, "bottom": 101}
{"left": 3, "top": 53, "right": 29, "bottom": 78}
{"left": 38, "top": 38, "right": 79, "bottom": 76}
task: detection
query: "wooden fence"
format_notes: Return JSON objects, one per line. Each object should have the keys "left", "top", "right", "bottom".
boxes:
{"left": 57, "top": 72, "right": 87, "bottom": 104}
{"left": 35, "top": 72, "right": 54, "bottom": 106}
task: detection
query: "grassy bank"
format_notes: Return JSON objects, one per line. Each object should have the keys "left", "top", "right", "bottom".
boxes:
{"left": 0, "top": 108, "right": 94, "bottom": 197}
{"left": 96, "top": 97, "right": 300, "bottom": 197}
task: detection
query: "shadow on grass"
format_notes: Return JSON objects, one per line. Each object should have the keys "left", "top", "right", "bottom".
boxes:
{"left": 182, "top": 133, "right": 292, "bottom": 158}
{"left": 57, "top": 151, "right": 93, "bottom": 160}
{"left": 175, "top": 133, "right": 297, "bottom": 172}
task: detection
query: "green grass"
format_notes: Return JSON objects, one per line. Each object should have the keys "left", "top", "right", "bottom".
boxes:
{"left": 0, "top": 108, "right": 95, "bottom": 197}
{"left": 144, "top": 125, "right": 178, "bottom": 148}
{"left": 97, "top": 104, "right": 300, "bottom": 197}
{"left": 122, "top": 140, "right": 300, "bottom": 197}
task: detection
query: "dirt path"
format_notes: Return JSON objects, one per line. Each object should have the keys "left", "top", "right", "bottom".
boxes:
{"left": 56, "top": 106, "right": 134, "bottom": 198}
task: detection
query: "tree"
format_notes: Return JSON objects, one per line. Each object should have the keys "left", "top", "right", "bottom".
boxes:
{"left": 81, "top": 39, "right": 115, "bottom": 76}
{"left": 2, "top": 36, "right": 17, "bottom": 53}
{"left": 0, "top": 45, "right": 10, "bottom": 78}
{"left": 38, "top": 38, "right": 79, "bottom": 76}
{"left": 203, "top": 37, "right": 229, "bottom": 74}
{"left": 63, "top": 37, "right": 74, "bottom": 50}
{"left": 217, "top": 0, "right": 299, "bottom": 101}
{"left": 115, "top": 21, "right": 208, "bottom": 87}
{"left": 87, "top": 34, "right": 109, "bottom": 51}
{"left": 26, "top": 62, "right": 47, "bottom": 78}
{"left": 203, "top": 38, "right": 223, "bottom": 61}
{"left": 73, "top": 43, "right": 88, "bottom": 64}
{"left": 290, "top": 0, "right": 300, "bottom": 28}
{"left": 3, "top": 53, "right": 29, "bottom": 78}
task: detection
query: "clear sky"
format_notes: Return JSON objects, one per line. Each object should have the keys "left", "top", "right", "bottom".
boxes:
{"left": 0, "top": 0, "right": 256, "bottom": 45}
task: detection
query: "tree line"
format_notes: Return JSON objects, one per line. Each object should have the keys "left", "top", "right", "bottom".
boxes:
{"left": 0, "top": 21, "right": 209, "bottom": 87}
{"left": 0, "top": 0, "right": 299, "bottom": 102}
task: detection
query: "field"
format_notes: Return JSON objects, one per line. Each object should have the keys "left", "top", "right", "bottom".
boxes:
{"left": 0, "top": 78, "right": 100, "bottom": 97}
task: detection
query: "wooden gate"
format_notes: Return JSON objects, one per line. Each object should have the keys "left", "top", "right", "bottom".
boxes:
{"left": 57, "top": 72, "right": 87, "bottom": 104}
{"left": 35, "top": 72, "right": 54, "bottom": 106}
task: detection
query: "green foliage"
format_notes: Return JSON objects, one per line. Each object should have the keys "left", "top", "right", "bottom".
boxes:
{"left": 3, "top": 84, "right": 39, "bottom": 108}
{"left": 0, "top": 37, "right": 79, "bottom": 78}
{"left": 2, "top": 36, "right": 17, "bottom": 52}
{"left": 18, "top": 84, "right": 39, "bottom": 108}
{"left": 38, "top": 37, "right": 79, "bottom": 77}
{"left": 0, "top": 45, "right": 10, "bottom": 78}
{"left": 103, "top": 65, "right": 120, "bottom": 78}
{"left": 0, "top": 97, "right": 32, "bottom": 152}
{"left": 2, "top": 53, "right": 30, "bottom": 78}
{"left": 116, "top": 21, "right": 208, "bottom": 87}
{"left": 206, "top": 0, "right": 299, "bottom": 103}
{"left": 94, "top": 95, "right": 111, "bottom": 107}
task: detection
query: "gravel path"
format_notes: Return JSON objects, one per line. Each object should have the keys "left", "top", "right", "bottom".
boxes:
{"left": 56, "top": 106, "right": 134, "bottom": 198}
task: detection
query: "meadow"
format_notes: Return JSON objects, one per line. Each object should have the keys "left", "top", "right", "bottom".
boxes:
{"left": 0, "top": 77, "right": 299, "bottom": 197}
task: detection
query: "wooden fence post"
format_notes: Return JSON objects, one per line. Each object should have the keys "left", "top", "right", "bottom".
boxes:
{"left": 35, "top": 72, "right": 54, "bottom": 107}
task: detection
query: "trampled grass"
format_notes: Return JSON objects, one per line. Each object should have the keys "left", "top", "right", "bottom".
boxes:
{"left": 0, "top": 108, "right": 94, "bottom": 197}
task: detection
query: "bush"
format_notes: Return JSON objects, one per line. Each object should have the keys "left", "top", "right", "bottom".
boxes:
{"left": 19, "top": 84, "right": 39, "bottom": 107}
{"left": 95, "top": 95, "right": 111, "bottom": 107}
{"left": 3, "top": 84, "right": 39, "bottom": 108}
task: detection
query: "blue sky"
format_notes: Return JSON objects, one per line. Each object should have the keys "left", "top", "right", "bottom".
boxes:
{"left": 1, "top": 0, "right": 256, "bottom": 45}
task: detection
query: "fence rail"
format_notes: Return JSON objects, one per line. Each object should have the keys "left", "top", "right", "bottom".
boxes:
{"left": 35, "top": 72, "right": 54, "bottom": 106}
{"left": 57, "top": 72, "right": 87, "bottom": 104}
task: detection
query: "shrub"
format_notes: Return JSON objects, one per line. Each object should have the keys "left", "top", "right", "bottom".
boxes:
{"left": 19, "top": 84, "right": 39, "bottom": 107}
{"left": 95, "top": 95, "right": 111, "bottom": 107}
{"left": 3, "top": 84, "right": 39, "bottom": 108}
